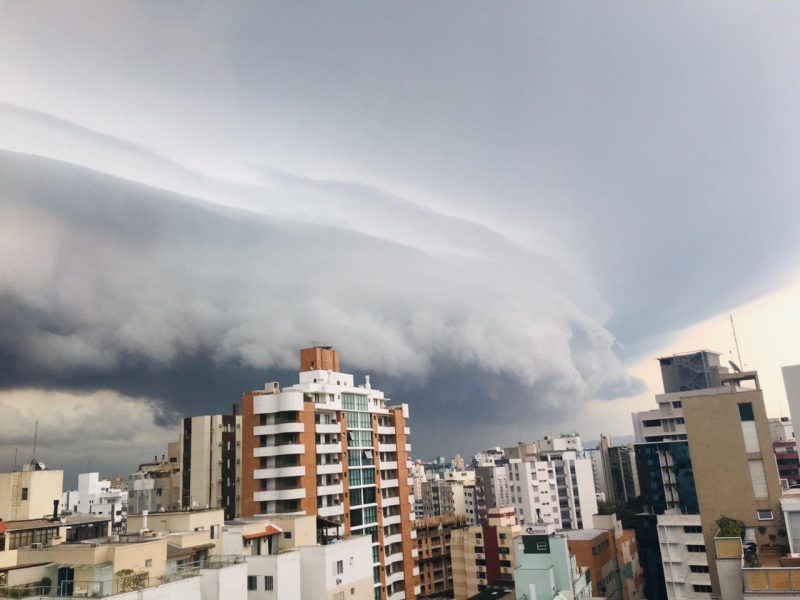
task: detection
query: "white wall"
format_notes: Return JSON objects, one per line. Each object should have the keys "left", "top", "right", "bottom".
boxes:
{"left": 245, "top": 552, "right": 300, "bottom": 600}
{"left": 299, "top": 536, "right": 373, "bottom": 600}
{"left": 200, "top": 563, "right": 248, "bottom": 600}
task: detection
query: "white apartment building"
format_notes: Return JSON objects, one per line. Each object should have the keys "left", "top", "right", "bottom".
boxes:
{"left": 657, "top": 513, "right": 712, "bottom": 599}
{"left": 506, "top": 435, "right": 597, "bottom": 530}
{"left": 475, "top": 464, "right": 510, "bottom": 512}
{"left": 241, "top": 346, "right": 418, "bottom": 600}
{"left": 63, "top": 472, "right": 127, "bottom": 526}
{"left": 0, "top": 463, "right": 63, "bottom": 521}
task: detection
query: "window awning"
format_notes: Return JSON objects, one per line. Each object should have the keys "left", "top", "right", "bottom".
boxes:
{"left": 243, "top": 525, "right": 282, "bottom": 540}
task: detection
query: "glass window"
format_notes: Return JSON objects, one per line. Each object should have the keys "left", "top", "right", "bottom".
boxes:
{"left": 264, "top": 576, "right": 273, "bottom": 591}
{"left": 247, "top": 576, "right": 257, "bottom": 590}
{"left": 738, "top": 403, "right": 755, "bottom": 422}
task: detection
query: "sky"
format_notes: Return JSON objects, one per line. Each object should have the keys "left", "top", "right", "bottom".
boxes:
{"left": 2, "top": 1, "right": 800, "bottom": 482}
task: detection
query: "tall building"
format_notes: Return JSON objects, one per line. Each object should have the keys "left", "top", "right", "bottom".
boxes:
{"left": 450, "top": 507, "right": 520, "bottom": 600}
{"left": 181, "top": 411, "right": 242, "bottom": 520}
{"left": 240, "top": 346, "right": 418, "bottom": 600}
{"left": 415, "top": 514, "right": 468, "bottom": 597}
{"left": 475, "top": 464, "right": 510, "bottom": 517}
{"left": 128, "top": 443, "right": 182, "bottom": 515}
{"left": 681, "top": 369, "right": 783, "bottom": 597}
{"left": 598, "top": 435, "right": 640, "bottom": 504}
{"left": 505, "top": 435, "right": 597, "bottom": 530}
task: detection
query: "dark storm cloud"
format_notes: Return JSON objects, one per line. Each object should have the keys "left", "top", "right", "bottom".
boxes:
{"left": 0, "top": 150, "right": 643, "bottom": 459}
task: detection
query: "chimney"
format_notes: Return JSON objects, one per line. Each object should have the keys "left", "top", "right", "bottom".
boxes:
{"left": 51, "top": 499, "right": 59, "bottom": 522}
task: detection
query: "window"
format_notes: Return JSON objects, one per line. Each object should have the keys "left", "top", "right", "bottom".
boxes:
{"left": 145, "top": 559, "right": 152, "bottom": 567}
{"left": 335, "top": 560, "right": 344, "bottom": 574}
{"left": 687, "top": 545, "right": 706, "bottom": 553}
{"left": 693, "top": 584, "right": 712, "bottom": 593}
{"left": 758, "top": 510, "right": 774, "bottom": 520}
{"left": 690, "top": 565, "right": 710, "bottom": 573}
{"left": 211, "top": 525, "right": 219, "bottom": 539}
{"left": 264, "top": 576, "right": 273, "bottom": 591}
{"left": 20, "top": 488, "right": 28, "bottom": 501}
{"left": 247, "top": 576, "right": 257, "bottom": 591}
{"left": 284, "top": 531, "right": 292, "bottom": 539}
{"left": 683, "top": 525, "right": 702, "bottom": 533}
{"left": 738, "top": 402, "right": 755, "bottom": 421}
{"left": 749, "top": 460, "right": 769, "bottom": 499}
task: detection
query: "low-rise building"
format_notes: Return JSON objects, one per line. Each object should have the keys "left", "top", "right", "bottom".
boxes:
{"left": 512, "top": 524, "right": 593, "bottom": 600}
{"left": 63, "top": 472, "right": 127, "bottom": 526}
{"left": 0, "top": 463, "right": 63, "bottom": 522}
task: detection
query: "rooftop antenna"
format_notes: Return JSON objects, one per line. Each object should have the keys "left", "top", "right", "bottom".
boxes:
{"left": 13, "top": 448, "right": 18, "bottom": 472}
{"left": 32, "top": 420, "right": 38, "bottom": 463}
{"left": 730, "top": 314, "right": 744, "bottom": 368}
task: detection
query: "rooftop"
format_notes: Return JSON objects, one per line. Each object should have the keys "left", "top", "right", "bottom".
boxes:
{"left": 562, "top": 528, "right": 608, "bottom": 541}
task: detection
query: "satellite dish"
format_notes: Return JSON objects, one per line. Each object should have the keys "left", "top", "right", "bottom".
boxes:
{"left": 729, "top": 360, "right": 742, "bottom": 373}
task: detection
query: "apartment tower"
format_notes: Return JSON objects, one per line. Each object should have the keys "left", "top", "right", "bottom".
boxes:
{"left": 240, "top": 346, "right": 419, "bottom": 600}
{"left": 180, "top": 412, "right": 242, "bottom": 520}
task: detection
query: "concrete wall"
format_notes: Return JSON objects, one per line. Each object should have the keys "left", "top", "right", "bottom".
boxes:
{"left": 0, "top": 470, "right": 63, "bottom": 521}
{"left": 299, "top": 536, "right": 373, "bottom": 600}
{"left": 200, "top": 562, "right": 247, "bottom": 600}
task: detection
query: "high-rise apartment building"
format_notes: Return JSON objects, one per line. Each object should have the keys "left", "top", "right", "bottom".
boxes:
{"left": 415, "top": 514, "right": 468, "bottom": 597}
{"left": 180, "top": 412, "right": 242, "bottom": 520}
{"left": 681, "top": 370, "right": 783, "bottom": 597}
{"left": 768, "top": 417, "right": 800, "bottom": 487}
{"left": 597, "top": 434, "right": 640, "bottom": 504}
{"left": 240, "top": 346, "right": 418, "bottom": 600}
{"left": 475, "top": 464, "right": 510, "bottom": 517}
{"left": 450, "top": 506, "right": 520, "bottom": 600}
{"left": 505, "top": 435, "right": 597, "bottom": 530}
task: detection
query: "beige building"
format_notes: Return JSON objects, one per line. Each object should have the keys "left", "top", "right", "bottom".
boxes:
{"left": 451, "top": 506, "right": 520, "bottom": 600}
{"left": 240, "top": 346, "right": 418, "bottom": 600}
{"left": 682, "top": 370, "right": 784, "bottom": 597}
{"left": 181, "top": 413, "right": 242, "bottom": 520}
{"left": 0, "top": 464, "right": 63, "bottom": 522}
{"left": 415, "top": 513, "right": 468, "bottom": 597}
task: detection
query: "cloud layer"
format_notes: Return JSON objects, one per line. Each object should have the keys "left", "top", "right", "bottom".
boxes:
{"left": 0, "top": 151, "right": 642, "bottom": 431}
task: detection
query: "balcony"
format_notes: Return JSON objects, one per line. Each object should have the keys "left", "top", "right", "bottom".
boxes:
{"left": 383, "top": 514, "right": 401, "bottom": 527}
{"left": 378, "top": 425, "right": 396, "bottom": 435}
{"left": 254, "top": 422, "right": 304, "bottom": 435}
{"left": 384, "top": 533, "right": 403, "bottom": 546}
{"left": 255, "top": 444, "right": 304, "bottom": 457}
{"left": 381, "top": 461, "right": 398, "bottom": 470}
{"left": 317, "top": 462, "right": 343, "bottom": 475}
{"left": 254, "top": 488, "right": 306, "bottom": 502}
{"left": 317, "top": 483, "right": 344, "bottom": 496}
{"left": 315, "top": 423, "right": 341, "bottom": 434}
{"left": 316, "top": 443, "right": 342, "bottom": 454}
{"left": 318, "top": 504, "right": 344, "bottom": 518}
{"left": 253, "top": 466, "right": 305, "bottom": 479}
{"left": 383, "top": 496, "right": 400, "bottom": 507}
{"left": 382, "top": 478, "right": 399, "bottom": 489}
{"left": 379, "top": 443, "right": 397, "bottom": 452}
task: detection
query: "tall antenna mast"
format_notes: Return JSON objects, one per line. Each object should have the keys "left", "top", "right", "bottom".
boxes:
{"left": 13, "top": 448, "right": 18, "bottom": 472}
{"left": 730, "top": 314, "right": 743, "bottom": 368}
{"left": 32, "top": 420, "right": 38, "bottom": 463}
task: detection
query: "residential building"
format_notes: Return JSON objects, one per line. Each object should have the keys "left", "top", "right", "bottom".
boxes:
{"left": 0, "top": 462, "right": 63, "bottom": 522}
{"left": 564, "top": 514, "right": 644, "bottom": 600}
{"left": 62, "top": 472, "right": 127, "bottom": 526}
{"left": 588, "top": 448, "right": 609, "bottom": 503}
{"left": 475, "top": 465, "right": 510, "bottom": 515}
{"left": 128, "top": 448, "right": 182, "bottom": 515}
{"left": 655, "top": 513, "right": 710, "bottom": 600}
{"left": 451, "top": 507, "right": 521, "bottom": 600}
{"left": 768, "top": 417, "right": 800, "bottom": 488}
{"left": 240, "top": 346, "right": 418, "bottom": 600}
{"left": 181, "top": 412, "right": 242, "bottom": 520}
{"left": 472, "top": 448, "right": 505, "bottom": 468}
{"left": 597, "top": 435, "right": 640, "bottom": 504}
{"left": 512, "top": 523, "right": 592, "bottom": 600}
{"left": 505, "top": 435, "right": 597, "bottom": 530}
{"left": 415, "top": 514, "right": 468, "bottom": 597}
{"left": 681, "top": 369, "right": 784, "bottom": 597}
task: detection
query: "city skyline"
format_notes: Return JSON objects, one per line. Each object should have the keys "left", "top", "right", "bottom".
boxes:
{"left": 4, "top": 2, "right": 800, "bottom": 479}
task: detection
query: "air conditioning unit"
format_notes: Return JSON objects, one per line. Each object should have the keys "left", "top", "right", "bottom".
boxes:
{"left": 336, "top": 578, "right": 342, "bottom": 585}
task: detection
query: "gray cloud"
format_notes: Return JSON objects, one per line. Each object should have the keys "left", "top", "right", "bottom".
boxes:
{"left": 3, "top": 1, "right": 800, "bottom": 464}
{"left": 0, "top": 149, "right": 643, "bottom": 462}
